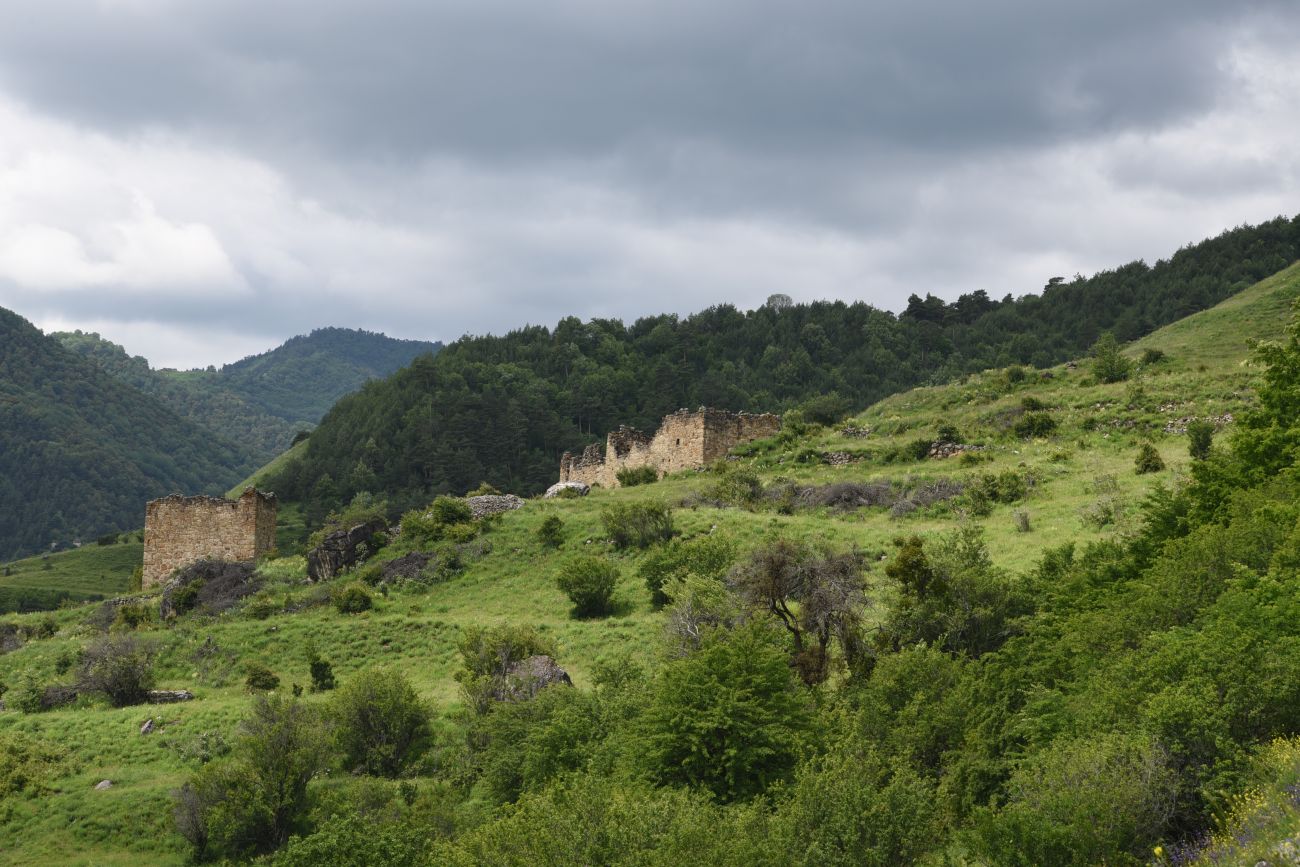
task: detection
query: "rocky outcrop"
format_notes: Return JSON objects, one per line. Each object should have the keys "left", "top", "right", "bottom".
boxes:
{"left": 380, "top": 552, "right": 434, "bottom": 583}
{"left": 148, "top": 689, "right": 195, "bottom": 703}
{"left": 306, "top": 518, "right": 387, "bottom": 582}
{"left": 466, "top": 494, "right": 524, "bottom": 518}
{"left": 927, "top": 442, "right": 984, "bottom": 459}
{"left": 545, "top": 481, "right": 590, "bottom": 498}
{"left": 491, "top": 655, "right": 573, "bottom": 702}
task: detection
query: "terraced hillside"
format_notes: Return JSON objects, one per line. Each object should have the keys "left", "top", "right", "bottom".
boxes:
{"left": 2, "top": 262, "right": 1299, "bottom": 865}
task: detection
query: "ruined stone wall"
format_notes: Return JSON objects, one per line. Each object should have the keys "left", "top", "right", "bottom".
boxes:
{"left": 557, "top": 408, "right": 781, "bottom": 488}
{"left": 142, "top": 488, "right": 277, "bottom": 588}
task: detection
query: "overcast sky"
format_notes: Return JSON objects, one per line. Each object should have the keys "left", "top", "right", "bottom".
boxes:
{"left": 1, "top": 0, "right": 1298, "bottom": 368}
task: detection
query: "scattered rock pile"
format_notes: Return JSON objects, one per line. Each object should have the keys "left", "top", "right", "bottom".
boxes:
{"left": 466, "top": 494, "right": 524, "bottom": 518}
{"left": 823, "top": 451, "right": 859, "bottom": 466}
{"left": 1164, "top": 413, "right": 1235, "bottom": 434}
{"left": 839, "top": 426, "right": 872, "bottom": 439}
{"left": 928, "top": 442, "right": 983, "bottom": 459}
{"left": 148, "top": 689, "right": 195, "bottom": 703}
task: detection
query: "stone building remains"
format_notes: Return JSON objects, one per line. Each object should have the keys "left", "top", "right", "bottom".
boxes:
{"left": 558, "top": 407, "right": 781, "bottom": 488}
{"left": 142, "top": 488, "right": 277, "bottom": 588}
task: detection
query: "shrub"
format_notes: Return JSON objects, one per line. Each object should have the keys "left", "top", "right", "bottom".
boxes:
{"left": 1020, "top": 395, "right": 1047, "bottom": 411}
{"left": 642, "top": 625, "right": 813, "bottom": 802}
{"left": 906, "top": 437, "right": 933, "bottom": 461}
{"left": 639, "top": 535, "right": 738, "bottom": 607}
{"left": 1013, "top": 510, "right": 1032, "bottom": 533}
{"left": 615, "top": 465, "right": 660, "bottom": 487}
{"left": 536, "top": 515, "right": 565, "bottom": 549}
{"left": 111, "top": 603, "right": 154, "bottom": 631}
{"left": 333, "top": 583, "right": 373, "bottom": 614}
{"left": 175, "top": 695, "right": 327, "bottom": 859}
{"left": 1004, "top": 365, "right": 1027, "bottom": 385}
{"left": 77, "top": 635, "right": 155, "bottom": 707}
{"left": 1091, "top": 331, "right": 1132, "bottom": 384}
{"left": 709, "top": 469, "right": 764, "bottom": 508}
{"left": 456, "top": 624, "right": 557, "bottom": 714}
{"left": 556, "top": 556, "right": 618, "bottom": 618}
{"left": 1135, "top": 442, "right": 1165, "bottom": 474}
{"left": 306, "top": 643, "right": 336, "bottom": 692}
{"left": 331, "top": 669, "right": 432, "bottom": 777}
{"left": 1140, "top": 347, "right": 1167, "bottom": 365}
{"left": 1013, "top": 411, "right": 1057, "bottom": 438}
{"left": 976, "top": 470, "right": 1028, "bottom": 504}
{"left": 96, "top": 533, "right": 118, "bottom": 546}
{"left": 936, "top": 423, "right": 962, "bottom": 444}
{"left": 306, "top": 493, "right": 390, "bottom": 551}
{"left": 245, "top": 662, "right": 281, "bottom": 691}
{"left": 400, "top": 496, "right": 475, "bottom": 546}
{"left": 7, "top": 672, "right": 47, "bottom": 713}
{"left": 468, "top": 481, "right": 501, "bottom": 496}
{"left": 0, "top": 731, "right": 66, "bottom": 798}
{"left": 1187, "top": 419, "right": 1214, "bottom": 461}
{"left": 601, "top": 502, "right": 675, "bottom": 550}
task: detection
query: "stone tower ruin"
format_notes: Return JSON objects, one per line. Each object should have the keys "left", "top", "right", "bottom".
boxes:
{"left": 142, "top": 488, "right": 277, "bottom": 588}
{"left": 558, "top": 407, "right": 781, "bottom": 489}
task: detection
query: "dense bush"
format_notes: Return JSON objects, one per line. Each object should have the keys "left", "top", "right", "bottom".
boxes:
{"left": 1187, "top": 419, "right": 1214, "bottom": 460}
{"left": 536, "top": 515, "right": 565, "bottom": 549}
{"left": 601, "top": 502, "right": 676, "bottom": 550}
{"left": 642, "top": 625, "right": 813, "bottom": 802}
{"left": 456, "top": 624, "right": 557, "bottom": 714}
{"left": 615, "top": 465, "right": 660, "bottom": 487}
{"left": 175, "top": 695, "right": 327, "bottom": 860}
{"left": 1012, "top": 411, "right": 1057, "bottom": 438}
{"left": 556, "top": 556, "right": 619, "bottom": 618}
{"left": 1091, "top": 331, "right": 1133, "bottom": 383}
{"left": 245, "top": 662, "right": 281, "bottom": 692}
{"left": 77, "top": 635, "right": 155, "bottom": 707}
{"left": 399, "top": 496, "right": 475, "bottom": 546}
{"left": 1135, "top": 442, "right": 1166, "bottom": 474}
{"left": 331, "top": 669, "right": 432, "bottom": 777}
{"left": 639, "top": 535, "right": 738, "bottom": 607}
{"left": 332, "top": 583, "right": 373, "bottom": 614}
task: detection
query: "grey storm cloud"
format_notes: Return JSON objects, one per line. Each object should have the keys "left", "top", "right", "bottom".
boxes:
{"left": 0, "top": 0, "right": 1298, "bottom": 367}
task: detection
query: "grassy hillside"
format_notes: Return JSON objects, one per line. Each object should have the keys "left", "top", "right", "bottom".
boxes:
{"left": 0, "top": 538, "right": 142, "bottom": 614}
{"left": 57, "top": 328, "right": 441, "bottom": 463}
{"left": 2, "top": 262, "right": 1299, "bottom": 864}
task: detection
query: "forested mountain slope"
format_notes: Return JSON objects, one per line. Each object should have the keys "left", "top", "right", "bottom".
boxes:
{"left": 5, "top": 256, "right": 1300, "bottom": 865}
{"left": 268, "top": 215, "right": 1300, "bottom": 517}
{"left": 0, "top": 309, "right": 254, "bottom": 561}
{"left": 56, "top": 328, "right": 441, "bottom": 461}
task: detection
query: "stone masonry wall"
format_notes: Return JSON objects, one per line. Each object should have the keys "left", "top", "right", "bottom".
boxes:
{"left": 142, "top": 488, "right": 277, "bottom": 588}
{"left": 558, "top": 408, "right": 781, "bottom": 488}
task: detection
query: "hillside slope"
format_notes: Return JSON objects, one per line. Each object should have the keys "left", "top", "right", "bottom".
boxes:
{"left": 2, "top": 260, "right": 1298, "bottom": 863}
{"left": 265, "top": 215, "right": 1300, "bottom": 518}
{"left": 56, "top": 328, "right": 441, "bottom": 461}
{"left": 0, "top": 308, "right": 255, "bottom": 562}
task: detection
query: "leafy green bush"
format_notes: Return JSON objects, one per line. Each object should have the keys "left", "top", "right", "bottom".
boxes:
{"left": 1140, "top": 347, "right": 1167, "bottom": 365}
{"left": 708, "top": 469, "right": 764, "bottom": 508}
{"left": 1091, "top": 332, "right": 1133, "bottom": 383}
{"left": 600, "top": 501, "right": 675, "bottom": 550}
{"left": 638, "top": 534, "right": 738, "bottom": 607}
{"left": 906, "top": 437, "right": 933, "bottom": 461}
{"left": 307, "top": 493, "right": 389, "bottom": 550}
{"left": 1135, "top": 442, "right": 1165, "bottom": 474}
{"left": 0, "top": 731, "right": 66, "bottom": 798}
{"left": 1187, "top": 419, "right": 1214, "bottom": 460}
{"left": 331, "top": 669, "right": 432, "bottom": 777}
{"left": 306, "top": 644, "right": 336, "bottom": 692}
{"left": 936, "top": 423, "right": 962, "bottom": 444}
{"left": 77, "top": 635, "right": 155, "bottom": 707}
{"left": 333, "top": 583, "right": 373, "bottom": 614}
{"left": 797, "top": 392, "right": 851, "bottom": 426}
{"left": 1020, "top": 395, "right": 1047, "bottom": 411}
{"left": 615, "top": 465, "right": 659, "bottom": 487}
{"left": 111, "top": 602, "right": 154, "bottom": 631}
{"left": 556, "top": 556, "right": 618, "bottom": 618}
{"left": 536, "top": 515, "right": 565, "bottom": 549}
{"left": 245, "top": 662, "right": 281, "bottom": 691}
{"left": 643, "top": 625, "right": 812, "bottom": 802}
{"left": 456, "top": 624, "right": 557, "bottom": 714}
{"left": 399, "top": 496, "right": 475, "bottom": 546}
{"left": 175, "top": 695, "right": 327, "bottom": 860}
{"left": 1013, "top": 411, "right": 1057, "bottom": 438}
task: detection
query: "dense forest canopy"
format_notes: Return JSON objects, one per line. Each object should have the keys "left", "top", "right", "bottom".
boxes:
{"left": 0, "top": 309, "right": 254, "bottom": 561}
{"left": 271, "top": 215, "right": 1300, "bottom": 516}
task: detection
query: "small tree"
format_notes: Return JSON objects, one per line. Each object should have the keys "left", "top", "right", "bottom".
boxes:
{"left": 305, "top": 643, "right": 336, "bottom": 692}
{"left": 556, "top": 556, "right": 618, "bottom": 618}
{"left": 244, "top": 662, "right": 280, "bottom": 692}
{"left": 601, "top": 502, "right": 675, "bottom": 550}
{"left": 1187, "top": 420, "right": 1214, "bottom": 461}
{"left": 331, "top": 669, "right": 432, "bottom": 777}
{"left": 1091, "top": 332, "right": 1132, "bottom": 384}
{"left": 77, "top": 635, "right": 154, "bottom": 707}
{"left": 1135, "top": 442, "right": 1165, "bottom": 474}
{"left": 536, "top": 515, "right": 565, "bottom": 549}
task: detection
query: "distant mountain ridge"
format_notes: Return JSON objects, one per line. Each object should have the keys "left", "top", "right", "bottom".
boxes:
{"left": 56, "top": 327, "right": 442, "bottom": 461}
{"left": 0, "top": 308, "right": 255, "bottom": 561}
